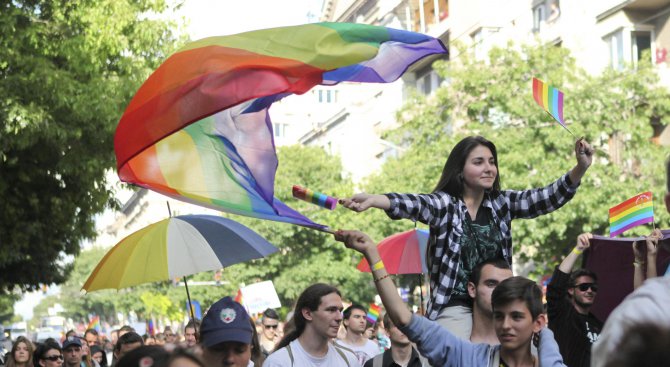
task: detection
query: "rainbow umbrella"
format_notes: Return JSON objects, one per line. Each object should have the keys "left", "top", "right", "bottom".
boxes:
{"left": 114, "top": 23, "right": 448, "bottom": 232}
{"left": 357, "top": 229, "right": 429, "bottom": 311}
{"left": 357, "top": 229, "right": 429, "bottom": 274}
{"left": 83, "top": 214, "right": 277, "bottom": 293}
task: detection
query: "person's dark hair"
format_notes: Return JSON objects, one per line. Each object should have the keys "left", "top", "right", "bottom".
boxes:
{"left": 433, "top": 136, "right": 501, "bottom": 195}
{"left": 85, "top": 328, "right": 99, "bottom": 337}
{"left": 6, "top": 336, "right": 35, "bottom": 367}
{"left": 262, "top": 308, "right": 279, "bottom": 321}
{"left": 248, "top": 318, "right": 265, "bottom": 366}
{"left": 116, "top": 345, "right": 168, "bottom": 367}
{"left": 65, "top": 329, "right": 77, "bottom": 338}
{"left": 469, "top": 258, "right": 511, "bottom": 285}
{"left": 33, "top": 340, "right": 61, "bottom": 367}
{"left": 167, "top": 348, "right": 206, "bottom": 367}
{"left": 342, "top": 304, "right": 366, "bottom": 321}
{"left": 491, "top": 276, "right": 543, "bottom": 319}
{"left": 274, "top": 283, "right": 341, "bottom": 350}
{"left": 115, "top": 331, "right": 144, "bottom": 352}
{"left": 119, "top": 325, "right": 134, "bottom": 332}
{"left": 569, "top": 269, "right": 598, "bottom": 287}
{"left": 90, "top": 345, "right": 108, "bottom": 367}
{"left": 604, "top": 323, "right": 670, "bottom": 367}
{"left": 184, "top": 319, "right": 201, "bottom": 341}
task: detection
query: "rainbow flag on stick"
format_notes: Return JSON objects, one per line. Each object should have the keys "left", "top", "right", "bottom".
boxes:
{"left": 366, "top": 303, "right": 381, "bottom": 324}
{"left": 532, "top": 78, "right": 571, "bottom": 134}
{"left": 87, "top": 315, "right": 100, "bottom": 332}
{"left": 609, "top": 192, "right": 654, "bottom": 237}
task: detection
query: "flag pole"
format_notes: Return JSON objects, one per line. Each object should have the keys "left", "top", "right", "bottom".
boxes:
{"left": 166, "top": 201, "right": 198, "bottom": 333}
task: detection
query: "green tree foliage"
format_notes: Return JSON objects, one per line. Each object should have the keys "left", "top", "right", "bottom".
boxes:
{"left": 364, "top": 42, "right": 670, "bottom": 276}
{"left": 0, "top": 0, "right": 184, "bottom": 292}
{"left": 223, "top": 145, "right": 377, "bottom": 306}
{"left": 0, "top": 293, "right": 20, "bottom": 324}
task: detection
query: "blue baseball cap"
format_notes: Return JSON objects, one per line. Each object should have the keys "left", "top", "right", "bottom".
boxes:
{"left": 62, "top": 336, "right": 83, "bottom": 350}
{"left": 200, "top": 296, "right": 253, "bottom": 347}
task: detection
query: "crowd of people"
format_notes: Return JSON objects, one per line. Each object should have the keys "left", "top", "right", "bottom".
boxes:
{"left": 3, "top": 136, "right": 669, "bottom": 366}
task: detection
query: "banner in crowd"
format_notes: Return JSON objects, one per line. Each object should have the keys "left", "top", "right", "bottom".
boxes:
{"left": 238, "top": 280, "right": 281, "bottom": 314}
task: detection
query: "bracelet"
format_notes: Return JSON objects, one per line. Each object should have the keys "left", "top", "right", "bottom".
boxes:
{"left": 372, "top": 260, "right": 385, "bottom": 271}
{"left": 633, "top": 259, "right": 645, "bottom": 267}
{"left": 571, "top": 247, "right": 584, "bottom": 255}
{"left": 374, "top": 273, "right": 392, "bottom": 282}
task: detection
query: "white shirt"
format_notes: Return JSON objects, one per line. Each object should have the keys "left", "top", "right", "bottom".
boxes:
{"left": 335, "top": 339, "right": 380, "bottom": 365}
{"left": 263, "top": 339, "right": 360, "bottom": 367}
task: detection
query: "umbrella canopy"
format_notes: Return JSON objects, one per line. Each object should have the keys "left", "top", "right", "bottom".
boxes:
{"left": 357, "top": 229, "right": 429, "bottom": 274}
{"left": 83, "top": 215, "right": 278, "bottom": 292}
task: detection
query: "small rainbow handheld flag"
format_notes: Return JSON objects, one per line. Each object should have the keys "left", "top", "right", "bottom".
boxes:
{"left": 87, "top": 315, "right": 100, "bottom": 331}
{"left": 532, "top": 78, "right": 567, "bottom": 130}
{"left": 609, "top": 192, "right": 654, "bottom": 237}
{"left": 366, "top": 303, "right": 381, "bottom": 324}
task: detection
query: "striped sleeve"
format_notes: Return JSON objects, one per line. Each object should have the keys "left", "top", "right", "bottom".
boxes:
{"left": 505, "top": 172, "right": 579, "bottom": 220}
{"left": 383, "top": 192, "right": 452, "bottom": 227}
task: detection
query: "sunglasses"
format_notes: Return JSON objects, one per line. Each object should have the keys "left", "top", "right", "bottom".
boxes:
{"left": 263, "top": 324, "right": 279, "bottom": 329}
{"left": 43, "top": 355, "right": 64, "bottom": 361}
{"left": 574, "top": 283, "right": 598, "bottom": 292}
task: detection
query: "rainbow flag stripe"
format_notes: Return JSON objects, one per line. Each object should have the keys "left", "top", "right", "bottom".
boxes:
{"left": 292, "top": 185, "right": 337, "bottom": 210}
{"left": 87, "top": 315, "right": 100, "bottom": 331}
{"left": 532, "top": 78, "right": 565, "bottom": 128}
{"left": 366, "top": 303, "right": 381, "bottom": 324}
{"left": 115, "top": 23, "right": 447, "bottom": 229}
{"left": 609, "top": 192, "right": 654, "bottom": 237}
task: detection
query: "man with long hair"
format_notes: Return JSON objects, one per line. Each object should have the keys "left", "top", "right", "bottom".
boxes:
{"left": 264, "top": 283, "right": 359, "bottom": 366}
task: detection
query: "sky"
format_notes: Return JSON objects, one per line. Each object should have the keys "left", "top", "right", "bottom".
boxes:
{"left": 176, "top": 0, "right": 324, "bottom": 39}
{"left": 14, "top": 0, "right": 325, "bottom": 322}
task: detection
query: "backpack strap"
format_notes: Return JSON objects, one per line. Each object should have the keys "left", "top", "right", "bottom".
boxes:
{"left": 332, "top": 343, "right": 353, "bottom": 367}
{"left": 286, "top": 343, "right": 294, "bottom": 367}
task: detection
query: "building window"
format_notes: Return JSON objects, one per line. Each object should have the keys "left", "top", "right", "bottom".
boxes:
{"left": 604, "top": 28, "right": 653, "bottom": 70}
{"left": 411, "top": 0, "right": 449, "bottom": 33}
{"left": 532, "top": 0, "right": 560, "bottom": 32}
{"left": 632, "top": 30, "right": 652, "bottom": 65}
{"left": 273, "top": 123, "right": 287, "bottom": 137}
{"left": 316, "top": 89, "right": 337, "bottom": 103}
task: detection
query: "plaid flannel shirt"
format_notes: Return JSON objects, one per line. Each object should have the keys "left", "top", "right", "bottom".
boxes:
{"left": 384, "top": 172, "right": 579, "bottom": 320}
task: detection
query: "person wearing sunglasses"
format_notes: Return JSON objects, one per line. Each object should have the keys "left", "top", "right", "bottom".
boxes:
{"left": 259, "top": 308, "right": 279, "bottom": 358}
{"left": 546, "top": 232, "right": 602, "bottom": 367}
{"left": 34, "top": 340, "right": 63, "bottom": 367}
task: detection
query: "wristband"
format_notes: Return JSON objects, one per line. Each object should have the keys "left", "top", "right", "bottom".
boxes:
{"left": 571, "top": 247, "right": 584, "bottom": 255}
{"left": 633, "top": 259, "right": 645, "bottom": 267}
{"left": 372, "top": 260, "right": 385, "bottom": 271}
{"left": 374, "top": 273, "right": 392, "bottom": 282}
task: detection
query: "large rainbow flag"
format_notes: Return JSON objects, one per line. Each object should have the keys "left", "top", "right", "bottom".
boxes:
{"left": 532, "top": 77, "right": 566, "bottom": 129}
{"left": 114, "top": 23, "right": 447, "bottom": 230}
{"left": 609, "top": 192, "right": 654, "bottom": 237}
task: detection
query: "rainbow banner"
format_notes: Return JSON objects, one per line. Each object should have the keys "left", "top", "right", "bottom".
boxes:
{"left": 532, "top": 78, "right": 566, "bottom": 129}
{"left": 366, "top": 303, "right": 382, "bottom": 324}
{"left": 114, "top": 23, "right": 447, "bottom": 230}
{"left": 609, "top": 192, "right": 654, "bottom": 237}
{"left": 87, "top": 315, "right": 100, "bottom": 332}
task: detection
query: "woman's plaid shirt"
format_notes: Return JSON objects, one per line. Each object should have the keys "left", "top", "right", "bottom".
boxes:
{"left": 384, "top": 172, "right": 579, "bottom": 320}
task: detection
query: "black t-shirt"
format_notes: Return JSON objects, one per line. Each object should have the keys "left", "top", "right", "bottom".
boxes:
{"left": 451, "top": 206, "right": 504, "bottom": 299}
